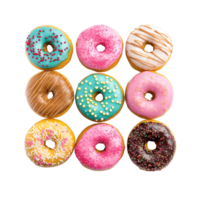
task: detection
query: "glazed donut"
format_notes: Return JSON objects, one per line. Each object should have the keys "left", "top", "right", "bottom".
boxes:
{"left": 126, "top": 71, "right": 173, "bottom": 119}
{"left": 75, "top": 73, "right": 124, "bottom": 122}
{"left": 76, "top": 25, "right": 123, "bottom": 72}
{"left": 25, "top": 25, "right": 73, "bottom": 70}
{"left": 127, "top": 120, "right": 176, "bottom": 171}
{"left": 25, "top": 119, "right": 75, "bottom": 167}
{"left": 75, "top": 123, "right": 125, "bottom": 171}
{"left": 126, "top": 25, "right": 173, "bottom": 71}
{"left": 26, "top": 71, "right": 74, "bottom": 118}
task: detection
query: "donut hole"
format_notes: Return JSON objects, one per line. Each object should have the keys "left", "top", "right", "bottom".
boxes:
{"left": 145, "top": 45, "right": 152, "bottom": 51}
{"left": 142, "top": 42, "right": 154, "bottom": 52}
{"left": 43, "top": 42, "right": 54, "bottom": 53}
{"left": 146, "top": 141, "right": 157, "bottom": 151}
{"left": 144, "top": 92, "right": 155, "bottom": 101}
{"left": 95, "top": 143, "right": 105, "bottom": 152}
{"left": 45, "top": 140, "right": 55, "bottom": 149}
{"left": 93, "top": 92, "right": 104, "bottom": 102}
{"left": 47, "top": 92, "right": 54, "bottom": 99}
{"left": 96, "top": 44, "right": 105, "bottom": 51}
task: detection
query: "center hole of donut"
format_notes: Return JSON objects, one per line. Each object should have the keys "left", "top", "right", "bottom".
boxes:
{"left": 96, "top": 44, "right": 105, "bottom": 52}
{"left": 43, "top": 42, "right": 54, "bottom": 53}
{"left": 45, "top": 140, "right": 55, "bottom": 149}
{"left": 95, "top": 143, "right": 105, "bottom": 151}
{"left": 142, "top": 42, "right": 154, "bottom": 52}
{"left": 146, "top": 141, "right": 156, "bottom": 151}
{"left": 144, "top": 92, "right": 155, "bottom": 101}
{"left": 145, "top": 45, "right": 152, "bottom": 51}
{"left": 93, "top": 92, "right": 104, "bottom": 102}
{"left": 47, "top": 92, "right": 53, "bottom": 99}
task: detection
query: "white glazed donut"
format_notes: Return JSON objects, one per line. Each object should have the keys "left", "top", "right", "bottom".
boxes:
{"left": 126, "top": 25, "right": 173, "bottom": 71}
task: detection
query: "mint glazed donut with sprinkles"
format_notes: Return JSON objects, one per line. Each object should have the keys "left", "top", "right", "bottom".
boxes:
{"left": 75, "top": 74, "right": 124, "bottom": 122}
{"left": 25, "top": 25, "right": 73, "bottom": 70}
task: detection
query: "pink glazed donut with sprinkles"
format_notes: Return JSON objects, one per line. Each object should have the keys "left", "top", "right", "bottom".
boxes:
{"left": 76, "top": 25, "right": 123, "bottom": 72}
{"left": 126, "top": 71, "right": 173, "bottom": 119}
{"left": 75, "top": 123, "right": 125, "bottom": 171}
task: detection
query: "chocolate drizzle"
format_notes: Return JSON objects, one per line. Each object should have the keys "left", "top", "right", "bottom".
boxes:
{"left": 127, "top": 121, "right": 176, "bottom": 171}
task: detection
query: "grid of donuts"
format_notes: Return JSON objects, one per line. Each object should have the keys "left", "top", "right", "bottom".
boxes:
{"left": 25, "top": 24, "right": 176, "bottom": 171}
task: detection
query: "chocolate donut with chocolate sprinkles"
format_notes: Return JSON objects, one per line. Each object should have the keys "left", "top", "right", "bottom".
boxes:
{"left": 127, "top": 120, "right": 176, "bottom": 171}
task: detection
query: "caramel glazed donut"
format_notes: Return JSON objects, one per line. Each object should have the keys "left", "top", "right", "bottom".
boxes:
{"left": 25, "top": 119, "right": 75, "bottom": 167}
{"left": 127, "top": 120, "right": 176, "bottom": 171}
{"left": 25, "top": 71, "right": 74, "bottom": 118}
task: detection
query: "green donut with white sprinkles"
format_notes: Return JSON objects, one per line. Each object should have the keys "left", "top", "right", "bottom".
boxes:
{"left": 75, "top": 74, "right": 124, "bottom": 122}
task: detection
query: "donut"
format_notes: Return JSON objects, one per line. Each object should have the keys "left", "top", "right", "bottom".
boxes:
{"left": 126, "top": 25, "right": 173, "bottom": 71}
{"left": 26, "top": 71, "right": 74, "bottom": 118}
{"left": 126, "top": 71, "right": 173, "bottom": 119}
{"left": 76, "top": 25, "right": 123, "bottom": 72}
{"left": 25, "top": 25, "right": 73, "bottom": 70}
{"left": 25, "top": 119, "right": 75, "bottom": 167}
{"left": 127, "top": 120, "right": 176, "bottom": 171}
{"left": 75, "top": 123, "right": 125, "bottom": 171}
{"left": 75, "top": 73, "right": 124, "bottom": 122}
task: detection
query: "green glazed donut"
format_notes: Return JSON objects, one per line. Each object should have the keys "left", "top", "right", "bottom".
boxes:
{"left": 75, "top": 73, "right": 124, "bottom": 122}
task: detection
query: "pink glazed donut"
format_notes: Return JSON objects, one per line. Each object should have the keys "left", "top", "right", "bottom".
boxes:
{"left": 126, "top": 71, "right": 173, "bottom": 119}
{"left": 75, "top": 124, "right": 125, "bottom": 171}
{"left": 76, "top": 25, "right": 123, "bottom": 72}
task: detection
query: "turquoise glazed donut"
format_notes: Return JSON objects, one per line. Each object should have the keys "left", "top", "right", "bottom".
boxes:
{"left": 25, "top": 25, "right": 73, "bottom": 70}
{"left": 75, "top": 74, "right": 124, "bottom": 122}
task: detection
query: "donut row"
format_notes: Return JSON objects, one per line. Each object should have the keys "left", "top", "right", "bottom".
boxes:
{"left": 25, "top": 119, "right": 176, "bottom": 171}
{"left": 25, "top": 24, "right": 172, "bottom": 72}
{"left": 26, "top": 71, "right": 173, "bottom": 120}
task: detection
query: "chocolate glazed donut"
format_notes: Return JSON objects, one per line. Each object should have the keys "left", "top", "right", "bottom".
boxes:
{"left": 127, "top": 120, "right": 176, "bottom": 171}
{"left": 26, "top": 71, "right": 74, "bottom": 118}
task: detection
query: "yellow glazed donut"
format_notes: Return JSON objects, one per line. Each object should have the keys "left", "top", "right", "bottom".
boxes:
{"left": 75, "top": 24, "right": 125, "bottom": 73}
{"left": 75, "top": 73, "right": 125, "bottom": 122}
{"left": 25, "top": 119, "right": 75, "bottom": 167}
{"left": 74, "top": 123, "right": 126, "bottom": 172}
{"left": 25, "top": 25, "right": 73, "bottom": 70}
{"left": 126, "top": 25, "right": 173, "bottom": 72}
{"left": 25, "top": 71, "right": 74, "bottom": 118}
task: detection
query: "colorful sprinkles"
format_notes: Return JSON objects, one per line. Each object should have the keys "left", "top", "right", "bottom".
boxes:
{"left": 25, "top": 120, "right": 75, "bottom": 167}
{"left": 127, "top": 121, "right": 176, "bottom": 171}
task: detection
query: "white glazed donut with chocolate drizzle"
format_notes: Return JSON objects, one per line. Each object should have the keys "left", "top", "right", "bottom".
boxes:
{"left": 126, "top": 25, "right": 173, "bottom": 71}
